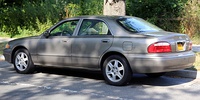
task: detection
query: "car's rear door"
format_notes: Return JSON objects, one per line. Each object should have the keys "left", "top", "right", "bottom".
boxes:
{"left": 71, "top": 19, "right": 113, "bottom": 68}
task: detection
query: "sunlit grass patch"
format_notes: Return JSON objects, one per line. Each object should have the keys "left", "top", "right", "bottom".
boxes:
{"left": 191, "top": 35, "right": 200, "bottom": 45}
{"left": 0, "top": 42, "right": 7, "bottom": 55}
{"left": 186, "top": 52, "right": 200, "bottom": 71}
{"left": 194, "top": 52, "right": 200, "bottom": 70}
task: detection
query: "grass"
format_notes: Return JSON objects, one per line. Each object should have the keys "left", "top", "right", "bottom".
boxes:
{"left": 0, "top": 42, "right": 7, "bottom": 55}
{"left": 0, "top": 31, "right": 38, "bottom": 38}
{"left": 191, "top": 35, "right": 200, "bottom": 45}
{"left": 193, "top": 52, "right": 200, "bottom": 70}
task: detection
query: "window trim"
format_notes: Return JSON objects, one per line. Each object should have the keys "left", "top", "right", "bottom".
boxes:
{"left": 77, "top": 19, "right": 113, "bottom": 36}
{"left": 48, "top": 19, "right": 80, "bottom": 37}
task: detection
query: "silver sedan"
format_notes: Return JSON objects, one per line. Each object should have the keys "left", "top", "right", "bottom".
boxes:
{"left": 3, "top": 16, "right": 196, "bottom": 86}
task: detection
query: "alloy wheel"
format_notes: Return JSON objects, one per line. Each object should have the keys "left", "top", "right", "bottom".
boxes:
{"left": 105, "top": 59, "right": 125, "bottom": 82}
{"left": 15, "top": 52, "right": 29, "bottom": 71}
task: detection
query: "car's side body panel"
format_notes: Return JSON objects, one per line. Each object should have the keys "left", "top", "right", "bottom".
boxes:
{"left": 36, "top": 36, "right": 72, "bottom": 66}
{"left": 71, "top": 35, "right": 113, "bottom": 68}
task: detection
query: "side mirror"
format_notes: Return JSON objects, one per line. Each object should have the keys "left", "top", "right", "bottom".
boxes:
{"left": 43, "top": 31, "right": 50, "bottom": 38}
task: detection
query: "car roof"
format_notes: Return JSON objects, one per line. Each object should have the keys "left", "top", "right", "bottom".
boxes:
{"left": 65, "top": 15, "right": 135, "bottom": 20}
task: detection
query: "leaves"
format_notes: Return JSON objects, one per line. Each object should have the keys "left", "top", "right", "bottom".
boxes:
{"left": 0, "top": 0, "right": 199, "bottom": 39}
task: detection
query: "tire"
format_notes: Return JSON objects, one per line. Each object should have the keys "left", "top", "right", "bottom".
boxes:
{"left": 13, "top": 49, "right": 35, "bottom": 74}
{"left": 102, "top": 55, "right": 132, "bottom": 86}
{"left": 145, "top": 72, "right": 165, "bottom": 78}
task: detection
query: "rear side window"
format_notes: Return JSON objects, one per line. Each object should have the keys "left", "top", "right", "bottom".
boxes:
{"left": 117, "top": 17, "right": 163, "bottom": 33}
{"left": 78, "top": 19, "right": 111, "bottom": 36}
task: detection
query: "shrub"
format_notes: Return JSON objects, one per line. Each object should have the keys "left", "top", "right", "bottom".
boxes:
{"left": 180, "top": 0, "right": 200, "bottom": 37}
{"left": 0, "top": 0, "right": 103, "bottom": 37}
{"left": 0, "top": 0, "right": 66, "bottom": 37}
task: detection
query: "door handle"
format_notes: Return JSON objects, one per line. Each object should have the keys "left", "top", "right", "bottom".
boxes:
{"left": 61, "top": 40, "right": 67, "bottom": 42}
{"left": 101, "top": 39, "right": 110, "bottom": 43}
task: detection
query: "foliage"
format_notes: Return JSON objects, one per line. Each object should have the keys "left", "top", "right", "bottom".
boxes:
{"left": 126, "top": 0, "right": 200, "bottom": 42}
{"left": 0, "top": 0, "right": 200, "bottom": 41}
{"left": 126, "top": 0, "right": 187, "bottom": 32}
{"left": 0, "top": 0, "right": 65, "bottom": 37}
{"left": 0, "top": 0, "right": 103, "bottom": 38}
{"left": 180, "top": 0, "right": 200, "bottom": 38}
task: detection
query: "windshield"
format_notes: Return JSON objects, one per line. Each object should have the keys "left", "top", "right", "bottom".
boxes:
{"left": 117, "top": 17, "right": 163, "bottom": 33}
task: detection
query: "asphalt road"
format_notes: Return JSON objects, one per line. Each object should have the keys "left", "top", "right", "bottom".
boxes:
{"left": 1, "top": 61, "right": 200, "bottom": 100}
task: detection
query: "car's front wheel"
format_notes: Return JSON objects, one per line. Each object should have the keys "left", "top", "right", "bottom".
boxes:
{"left": 13, "top": 49, "right": 35, "bottom": 74}
{"left": 103, "top": 55, "right": 132, "bottom": 86}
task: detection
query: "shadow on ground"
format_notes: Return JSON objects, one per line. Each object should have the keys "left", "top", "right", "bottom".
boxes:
{"left": 36, "top": 66, "right": 104, "bottom": 80}
{"left": 35, "top": 66, "right": 194, "bottom": 87}
{"left": 0, "top": 62, "right": 198, "bottom": 100}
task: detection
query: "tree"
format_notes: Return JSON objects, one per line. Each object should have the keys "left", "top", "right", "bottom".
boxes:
{"left": 103, "top": 0, "right": 125, "bottom": 16}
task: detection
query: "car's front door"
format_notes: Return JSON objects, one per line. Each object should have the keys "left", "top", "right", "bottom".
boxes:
{"left": 36, "top": 20, "right": 79, "bottom": 66}
{"left": 71, "top": 19, "right": 113, "bottom": 68}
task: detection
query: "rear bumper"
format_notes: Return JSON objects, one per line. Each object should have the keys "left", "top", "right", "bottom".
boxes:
{"left": 3, "top": 48, "right": 12, "bottom": 63}
{"left": 125, "top": 51, "right": 196, "bottom": 73}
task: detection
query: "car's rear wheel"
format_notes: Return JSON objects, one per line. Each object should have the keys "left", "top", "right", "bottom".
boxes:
{"left": 103, "top": 55, "right": 132, "bottom": 86}
{"left": 145, "top": 72, "right": 165, "bottom": 78}
{"left": 13, "top": 49, "right": 35, "bottom": 74}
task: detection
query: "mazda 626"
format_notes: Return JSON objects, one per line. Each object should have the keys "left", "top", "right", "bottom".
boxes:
{"left": 3, "top": 16, "right": 196, "bottom": 86}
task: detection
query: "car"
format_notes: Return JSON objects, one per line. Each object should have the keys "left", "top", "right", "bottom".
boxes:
{"left": 3, "top": 16, "right": 196, "bottom": 86}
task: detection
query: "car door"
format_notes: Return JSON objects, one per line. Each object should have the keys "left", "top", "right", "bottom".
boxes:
{"left": 36, "top": 20, "right": 79, "bottom": 66}
{"left": 71, "top": 19, "right": 113, "bottom": 68}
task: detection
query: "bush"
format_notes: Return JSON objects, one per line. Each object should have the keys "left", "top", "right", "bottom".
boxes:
{"left": 0, "top": 0, "right": 68, "bottom": 37}
{"left": 0, "top": 0, "right": 103, "bottom": 38}
{"left": 126, "top": 0, "right": 186, "bottom": 32}
{"left": 0, "top": 0, "right": 200, "bottom": 40}
{"left": 126, "top": 0, "right": 200, "bottom": 41}
{"left": 180, "top": 0, "right": 200, "bottom": 37}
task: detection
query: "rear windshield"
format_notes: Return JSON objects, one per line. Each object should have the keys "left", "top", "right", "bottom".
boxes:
{"left": 117, "top": 17, "right": 163, "bottom": 33}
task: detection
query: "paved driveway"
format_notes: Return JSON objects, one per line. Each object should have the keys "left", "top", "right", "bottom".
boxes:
{"left": 1, "top": 61, "right": 200, "bottom": 100}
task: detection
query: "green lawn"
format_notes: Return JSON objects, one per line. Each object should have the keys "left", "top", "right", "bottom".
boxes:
{"left": 193, "top": 52, "right": 200, "bottom": 70}
{"left": 191, "top": 36, "right": 200, "bottom": 45}
{"left": 0, "top": 42, "right": 7, "bottom": 55}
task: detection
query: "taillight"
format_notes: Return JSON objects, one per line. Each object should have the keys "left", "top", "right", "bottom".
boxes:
{"left": 148, "top": 42, "right": 172, "bottom": 53}
{"left": 188, "top": 42, "right": 192, "bottom": 50}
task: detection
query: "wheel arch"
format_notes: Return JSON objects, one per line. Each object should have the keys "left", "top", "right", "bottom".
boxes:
{"left": 100, "top": 51, "right": 131, "bottom": 71}
{"left": 11, "top": 46, "right": 28, "bottom": 63}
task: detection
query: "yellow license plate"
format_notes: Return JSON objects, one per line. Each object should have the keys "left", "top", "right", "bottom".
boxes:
{"left": 177, "top": 44, "right": 183, "bottom": 50}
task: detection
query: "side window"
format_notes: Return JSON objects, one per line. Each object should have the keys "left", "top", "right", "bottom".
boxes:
{"left": 50, "top": 20, "right": 79, "bottom": 36}
{"left": 78, "top": 19, "right": 110, "bottom": 36}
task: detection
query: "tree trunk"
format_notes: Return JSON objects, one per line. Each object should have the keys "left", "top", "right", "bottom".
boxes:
{"left": 103, "top": 0, "right": 126, "bottom": 16}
